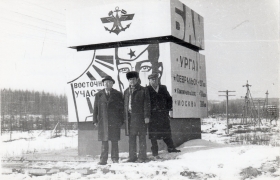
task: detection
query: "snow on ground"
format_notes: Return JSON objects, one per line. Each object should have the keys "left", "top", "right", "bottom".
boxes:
{"left": 201, "top": 117, "right": 280, "bottom": 146}
{"left": 1, "top": 118, "right": 280, "bottom": 180}
{"left": 1, "top": 142, "right": 279, "bottom": 180}
{"left": 1, "top": 130, "right": 78, "bottom": 157}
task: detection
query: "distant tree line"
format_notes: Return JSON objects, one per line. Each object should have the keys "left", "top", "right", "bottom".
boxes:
{"left": 208, "top": 99, "right": 243, "bottom": 116}
{"left": 0, "top": 89, "right": 76, "bottom": 132}
{"left": 1, "top": 88, "right": 67, "bottom": 116}
{"left": 208, "top": 98, "right": 279, "bottom": 118}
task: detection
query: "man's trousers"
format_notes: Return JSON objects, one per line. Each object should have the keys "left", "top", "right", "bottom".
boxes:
{"left": 129, "top": 134, "right": 147, "bottom": 160}
{"left": 150, "top": 137, "right": 175, "bottom": 156}
{"left": 100, "top": 141, "right": 119, "bottom": 163}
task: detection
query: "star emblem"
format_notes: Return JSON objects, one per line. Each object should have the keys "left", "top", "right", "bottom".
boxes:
{"left": 128, "top": 49, "right": 136, "bottom": 59}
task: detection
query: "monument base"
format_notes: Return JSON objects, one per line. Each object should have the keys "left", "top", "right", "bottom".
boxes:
{"left": 78, "top": 118, "right": 201, "bottom": 156}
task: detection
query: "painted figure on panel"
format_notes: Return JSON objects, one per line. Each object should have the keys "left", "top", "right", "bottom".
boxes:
{"left": 116, "top": 43, "right": 163, "bottom": 93}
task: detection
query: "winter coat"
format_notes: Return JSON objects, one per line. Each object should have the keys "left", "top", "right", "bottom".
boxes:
{"left": 147, "top": 85, "right": 173, "bottom": 139}
{"left": 93, "top": 88, "right": 124, "bottom": 141}
{"left": 124, "top": 83, "right": 151, "bottom": 136}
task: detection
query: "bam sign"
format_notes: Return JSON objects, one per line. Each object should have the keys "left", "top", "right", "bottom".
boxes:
{"left": 67, "top": 0, "right": 206, "bottom": 155}
{"left": 67, "top": 0, "right": 206, "bottom": 125}
{"left": 67, "top": 0, "right": 204, "bottom": 50}
{"left": 67, "top": 42, "right": 207, "bottom": 122}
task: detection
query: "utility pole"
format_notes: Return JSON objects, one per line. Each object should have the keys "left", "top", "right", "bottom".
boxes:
{"left": 219, "top": 90, "right": 236, "bottom": 134}
{"left": 264, "top": 91, "right": 269, "bottom": 122}
{"left": 257, "top": 100, "right": 261, "bottom": 127}
{"left": 1, "top": 89, "right": 4, "bottom": 135}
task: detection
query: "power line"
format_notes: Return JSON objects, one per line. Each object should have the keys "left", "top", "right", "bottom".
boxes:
{"left": 0, "top": 26, "right": 66, "bottom": 43}
{"left": 0, "top": 17, "right": 66, "bottom": 35}
{"left": 0, "top": 30, "right": 66, "bottom": 45}
{"left": 0, "top": 2, "right": 64, "bottom": 22}
{"left": 0, "top": 25, "right": 65, "bottom": 38}
{"left": 21, "top": 0, "right": 64, "bottom": 15}
{"left": 0, "top": 7, "right": 65, "bottom": 28}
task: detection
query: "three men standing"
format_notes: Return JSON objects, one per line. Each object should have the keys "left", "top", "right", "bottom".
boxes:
{"left": 93, "top": 72, "right": 180, "bottom": 165}
{"left": 93, "top": 76, "right": 124, "bottom": 165}
{"left": 147, "top": 73, "right": 181, "bottom": 158}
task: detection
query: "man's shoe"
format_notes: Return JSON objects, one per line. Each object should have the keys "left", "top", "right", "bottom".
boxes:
{"left": 151, "top": 155, "right": 161, "bottom": 160}
{"left": 137, "top": 159, "right": 147, "bottom": 163}
{"left": 154, "top": 155, "right": 162, "bottom": 159}
{"left": 126, "top": 158, "right": 137, "bottom": 163}
{"left": 97, "top": 161, "right": 107, "bottom": 165}
{"left": 112, "top": 159, "right": 119, "bottom": 163}
{"left": 168, "top": 148, "right": 181, "bottom": 153}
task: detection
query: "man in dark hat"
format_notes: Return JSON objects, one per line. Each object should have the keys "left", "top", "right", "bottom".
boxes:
{"left": 123, "top": 71, "right": 151, "bottom": 163}
{"left": 146, "top": 73, "right": 181, "bottom": 159}
{"left": 93, "top": 76, "right": 124, "bottom": 165}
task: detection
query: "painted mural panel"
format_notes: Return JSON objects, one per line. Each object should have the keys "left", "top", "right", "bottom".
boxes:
{"left": 66, "top": 0, "right": 204, "bottom": 50}
{"left": 67, "top": 42, "right": 207, "bottom": 122}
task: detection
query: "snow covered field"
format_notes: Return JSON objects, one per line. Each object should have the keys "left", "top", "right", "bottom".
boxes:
{"left": 1, "top": 118, "right": 279, "bottom": 180}
{"left": 201, "top": 117, "right": 280, "bottom": 146}
{"left": 1, "top": 130, "right": 78, "bottom": 157}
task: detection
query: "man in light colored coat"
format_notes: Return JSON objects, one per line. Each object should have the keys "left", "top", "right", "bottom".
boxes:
{"left": 93, "top": 76, "right": 124, "bottom": 165}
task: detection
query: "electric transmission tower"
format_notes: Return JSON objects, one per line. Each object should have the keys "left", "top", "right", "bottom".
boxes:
{"left": 241, "top": 80, "right": 258, "bottom": 125}
{"left": 253, "top": 99, "right": 265, "bottom": 128}
{"left": 263, "top": 91, "right": 269, "bottom": 121}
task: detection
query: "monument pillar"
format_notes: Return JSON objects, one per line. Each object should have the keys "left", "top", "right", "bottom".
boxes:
{"left": 66, "top": 0, "right": 207, "bottom": 156}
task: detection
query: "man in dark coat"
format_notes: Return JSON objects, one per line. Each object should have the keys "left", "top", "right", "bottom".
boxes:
{"left": 93, "top": 76, "right": 124, "bottom": 165}
{"left": 124, "top": 71, "right": 150, "bottom": 163}
{"left": 147, "top": 73, "right": 180, "bottom": 158}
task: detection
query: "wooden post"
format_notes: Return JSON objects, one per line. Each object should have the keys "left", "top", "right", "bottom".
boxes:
{"left": 219, "top": 90, "right": 235, "bottom": 134}
{"left": 226, "top": 90, "right": 229, "bottom": 134}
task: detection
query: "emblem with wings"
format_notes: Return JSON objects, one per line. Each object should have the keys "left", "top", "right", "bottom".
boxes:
{"left": 100, "top": 7, "right": 135, "bottom": 35}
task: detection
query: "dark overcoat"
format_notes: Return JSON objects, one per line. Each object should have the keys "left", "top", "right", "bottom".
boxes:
{"left": 147, "top": 85, "right": 173, "bottom": 139}
{"left": 124, "top": 83, "right": 151, "bottom": 136}
{"left": 93, "top": 88, "right": 124, "bottom": 141}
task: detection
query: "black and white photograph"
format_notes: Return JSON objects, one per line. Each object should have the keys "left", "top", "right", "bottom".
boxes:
{"left": 0, "top": 0, "right": 279, "bottom": 179}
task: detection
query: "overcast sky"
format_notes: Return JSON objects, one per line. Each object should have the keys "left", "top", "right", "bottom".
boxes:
{"left": 0, "top": 0, "right": 279, "bottom": 101}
